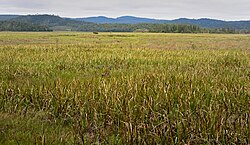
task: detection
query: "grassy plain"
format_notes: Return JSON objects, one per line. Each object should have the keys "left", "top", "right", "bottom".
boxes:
{"left": 0, "top": 32, "right": 249, "bottom": 144}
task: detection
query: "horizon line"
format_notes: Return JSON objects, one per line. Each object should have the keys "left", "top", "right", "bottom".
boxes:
{"left": 0, "top": 13, "right": 250, "bottom": 21}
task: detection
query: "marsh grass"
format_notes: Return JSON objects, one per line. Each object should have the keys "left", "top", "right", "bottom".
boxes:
{"left": 0, "top": 32, "right": 249, "bottom": 144}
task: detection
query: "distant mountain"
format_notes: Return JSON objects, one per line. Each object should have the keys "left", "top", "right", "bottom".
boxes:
{"left": 75, "top": 16, "right": 167, "bottom": 24}
{"left": 1, "top": 14, "right": 249, "bottom": 33}
{"left": 11, "top": 15, "right": 89, "bottom": 27}
{"left": 5, "top": 14, "right": 94, "bottom": 31}
{"left": 75, "top": 16, "right": 250, "bottom": 30}
{"left": 76, "top": 16, "right": 116, "bottom": 24}
{"left": 170, "top": 18, "right": 250, "bottom": 30}
{"left": 0, "top": 15, "right": 20, "bottom": 21}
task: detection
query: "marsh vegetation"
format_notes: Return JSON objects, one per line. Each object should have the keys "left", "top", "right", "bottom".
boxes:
{"left": 0, "top": 32, "right": 249, "bottom": 144}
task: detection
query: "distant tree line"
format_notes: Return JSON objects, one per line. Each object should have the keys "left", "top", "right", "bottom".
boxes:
{"left": 77, "top": 23, "right": 248, "bottom": 34}
{"left": 76, "top": 23, "right": 204, "bottom": 33}
{"left": 0, "top": 21, "right": 52, "bottom": 31}
{"left": 0, "top": 18, "right": 249, "bottom": 34}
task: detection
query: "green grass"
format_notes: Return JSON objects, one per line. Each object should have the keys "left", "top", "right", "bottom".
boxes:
{"left": 0, "top": 32, "right": 249, "bottom": 144}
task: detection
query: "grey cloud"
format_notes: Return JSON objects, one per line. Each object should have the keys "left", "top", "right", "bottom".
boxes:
{"left": 1, "top": 0, "right": 47, "bottom": 9}
{"left": 0, "top": 0, "right": 249, "bottom": 20}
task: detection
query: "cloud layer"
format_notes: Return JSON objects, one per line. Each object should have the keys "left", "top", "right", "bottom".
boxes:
{"left": 0, "top": 0, "right": 249, "bottom": 20}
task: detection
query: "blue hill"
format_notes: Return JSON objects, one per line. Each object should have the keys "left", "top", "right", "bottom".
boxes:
{"left": 75, "top": 16, "right": 250, "bottom": 30}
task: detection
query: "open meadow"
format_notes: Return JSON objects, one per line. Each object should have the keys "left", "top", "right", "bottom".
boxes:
{"left": 0, "top": 32, "right": 249, "bottom": 144}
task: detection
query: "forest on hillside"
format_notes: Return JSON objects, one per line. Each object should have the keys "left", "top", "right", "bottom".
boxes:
{"left": 0, "top": 15, "right": 249, "bottom": 33}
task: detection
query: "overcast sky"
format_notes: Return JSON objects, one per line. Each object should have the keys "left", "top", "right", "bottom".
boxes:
{"left": 0, "top": 0, "right": 249, "bottom": 20}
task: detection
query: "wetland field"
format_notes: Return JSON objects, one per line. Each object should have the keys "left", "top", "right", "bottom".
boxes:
{"left": 0, "top": 32, "right": 249, "bottom": 144}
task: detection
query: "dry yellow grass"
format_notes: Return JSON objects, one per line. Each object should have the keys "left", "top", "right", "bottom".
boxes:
{"left": 0, "top": 32, "right": 249, "bottom": 144}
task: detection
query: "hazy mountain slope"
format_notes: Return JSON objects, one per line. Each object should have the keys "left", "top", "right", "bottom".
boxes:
{"left": 1, "top": 14, "right": 249, "bottom": 32}
{"left": 76, "top": 16, "right": 250, "bottom": 30}
{"left": 76, "top": 16, "right": 167, "bottom": 24}
{"left": 76, "top": 16, "right": 117, "bottom": 23}
{"left": 0, "top": 15, "right": 20, "bottom": 21}
{"left": 170, "top": 18, "right": 250, "bottom": 29}
{"left": 11, "top": 15, "right": 88, "bottom": 27}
